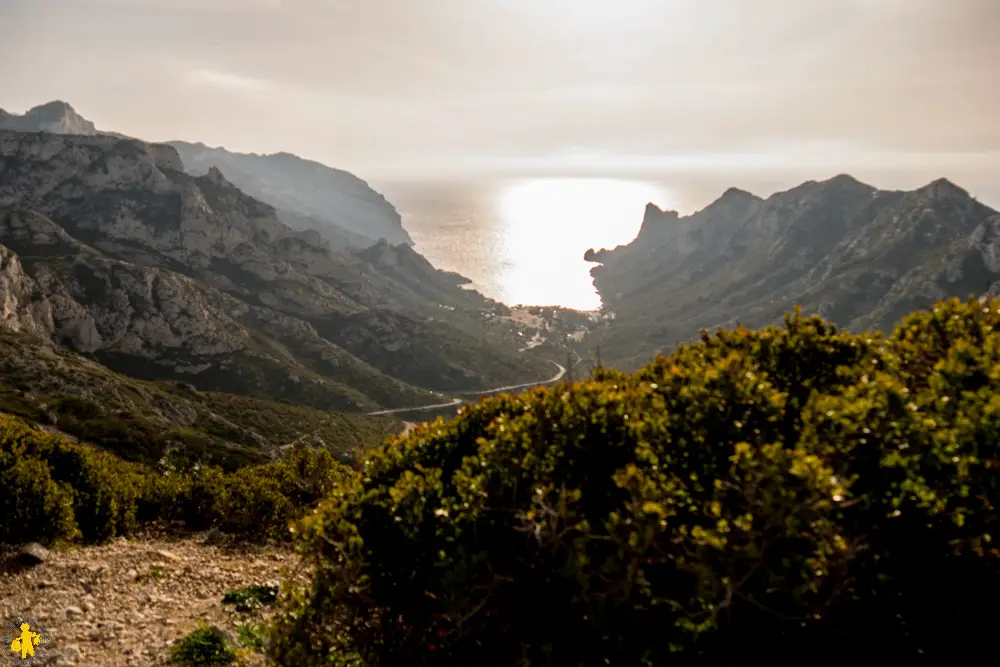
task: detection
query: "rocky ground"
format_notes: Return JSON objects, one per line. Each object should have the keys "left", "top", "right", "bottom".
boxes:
{"left": 0, "top": 529, "right": 303, "bottom": 666}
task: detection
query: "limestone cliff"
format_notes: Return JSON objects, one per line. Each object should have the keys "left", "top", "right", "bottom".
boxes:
{"left": 0, "top": 244, "right": 53, "bottom": 336}
{"left": 0, "top": 100, "right": 99, "bottom": 135}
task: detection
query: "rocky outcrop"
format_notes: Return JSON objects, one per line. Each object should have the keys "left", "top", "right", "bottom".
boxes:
{"left": 0, "top": 100, "right": 98, "bottom": 135}
{"left": 589, "top": 175, "right": 1000, "bottom": 369}
{"left": 635, "top": 203, "right": 681, "bottom": 241}
{"left": 0, "top": 244, "right": 53, "bottom": 335}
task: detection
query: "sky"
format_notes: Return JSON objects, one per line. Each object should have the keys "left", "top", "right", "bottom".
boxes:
{"left": 1, "top": 0, "right": 998, "bottom": 204}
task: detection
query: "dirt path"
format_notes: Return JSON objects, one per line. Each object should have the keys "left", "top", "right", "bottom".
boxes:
{"left": 0, "top": 532, "right": 301, "bottom": 666}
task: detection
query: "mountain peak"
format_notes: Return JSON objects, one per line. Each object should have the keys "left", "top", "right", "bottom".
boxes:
{"left": 916, "top": 177, "right": 968, "bottom": 200}
{"left": 589, "top": 173, "right": 997, "bottom": 372}
{"left": 821, "top": 173, "right": 875, "bottom": 190}
{"left": 636, "top": 203, "right": 680, "bottom": 240}
{"left": 200, "top": 166, "right": 235, "bottom": 190}
{"left": 27, "top": 100, "right": 76, "bottom": 115}
{"left": 707, "top": 186, "right": 761, "bottom": 210}
{"left": 0, "top": 100, "right": 98, "bottom": 135}
{"left": 722, "top": 186, "right": 757, "bottom": 199}
{"left": 643, "top": 202, "right": 679, "bottom": 220}
{"left": 168, "top": 141, "right": 413, "bottom": 247}
{"left": 780, "top": 173, "right": 876, "bottom": 200}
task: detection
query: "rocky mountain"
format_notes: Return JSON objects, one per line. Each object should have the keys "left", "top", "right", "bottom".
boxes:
{"left": 0, "top": 129, "right": 552, "bottom": 412}
{"left": 0, "top": 100, "right": 99, "bottom": 136}
{"left": 586, "top": 174, "right": 1000, "bottom": 369}
{"left": 1, "top": 101, "right": 411, "bottom": 250}
{"left": 169, "top": 141, "right": 412, "bottom": 248}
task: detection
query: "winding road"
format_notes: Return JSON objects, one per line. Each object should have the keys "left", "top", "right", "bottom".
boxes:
{"left": 367, "top": 361, "right": 567, "bottom": 417}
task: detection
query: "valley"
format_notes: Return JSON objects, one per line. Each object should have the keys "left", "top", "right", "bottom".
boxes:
{"left": 2, "top": 97, "right": 999, "bottom": 664}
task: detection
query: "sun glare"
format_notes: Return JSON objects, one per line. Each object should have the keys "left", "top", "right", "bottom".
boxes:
{"left": 494, "top": 178, "right": 671, "bottom": 310}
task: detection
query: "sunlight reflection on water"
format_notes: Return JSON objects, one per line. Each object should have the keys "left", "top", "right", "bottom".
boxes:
{"left": 399, "top": 178, "right": 673, "bottom": 310}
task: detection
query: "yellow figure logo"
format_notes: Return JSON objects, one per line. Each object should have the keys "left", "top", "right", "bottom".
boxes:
{"left": 9, "top": 622, "right": 41, "bottom": 660}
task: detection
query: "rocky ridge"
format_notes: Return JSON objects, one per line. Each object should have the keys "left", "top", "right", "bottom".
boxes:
{"left": 586, "top": 174, "right": 1000, "bottom": 369}
{"left": 0, "top": 100, "right": 411, "bottom": 249}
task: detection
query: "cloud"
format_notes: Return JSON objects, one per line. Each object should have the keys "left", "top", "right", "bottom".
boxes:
{"left": 183, "top": 69, "right": 276, "bottom": 92}
{"left": 83, "top": 0, "right": 283, "bottom": 11}
{"left": 371, "top": 144, "right": 1000, "bottom": 182}
{"left": 3, "top": 0, "right": 996, "bottom": 189}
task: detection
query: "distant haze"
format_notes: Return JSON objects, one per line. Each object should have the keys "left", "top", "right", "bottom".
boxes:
{"left": 2, "top": 0, "right": 998, "bottom": 207}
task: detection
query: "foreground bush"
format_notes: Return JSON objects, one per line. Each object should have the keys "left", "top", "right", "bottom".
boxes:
{"left": 162, "top": 445, "right": 354, "bottom": 540}
{"left": 0, "top": 452, "right": 77, "bottom": 545}
{"left": 0, "top": 414, "right": 356, "bottom": 544}
{"left": 0, "top": 419, "right": 144, "bottom": 542}
{"left": 270, "top": 298, "right": 1000, "bottom": 665}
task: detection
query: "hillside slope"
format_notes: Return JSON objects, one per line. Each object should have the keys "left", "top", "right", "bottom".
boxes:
{"left": 0, "top": 101, "right": 410, "bottom": 250}
{"left": 0, "top": 130, "right": 552, "bottom": 409}
{"left": 587, "top": 175, "right": 1000, "bottom": 368}
{"left": 168, "top": 142, "right": 412, "bottom": 249}
{"left": 0, "top": 329, "right": 401, "bottom": 468}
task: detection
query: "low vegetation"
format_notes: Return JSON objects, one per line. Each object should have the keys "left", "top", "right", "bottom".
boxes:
{"left": 4, "top": 298, "right": 999, "bottom": 662}
{"left": 0, "top": 411, "right": 357, "bottom": 544}
{"left": 223, "top": 585, "right": 280, "bottom": 612}
{"left": 169, "top": 624, "right": 238, "bottom": 665}
{"left": 235, "top": 621, "right": 267, "bottom": 653}
{"left": 0, "top": 331, "right": 401, "bottom": 469}
{"left": 269, "top": 298, "right": 1000, "bottom": 664}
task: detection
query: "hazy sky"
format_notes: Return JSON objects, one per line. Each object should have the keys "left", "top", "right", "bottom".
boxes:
{"left": 2, "top": 0, "right": 998, "bottom": 198}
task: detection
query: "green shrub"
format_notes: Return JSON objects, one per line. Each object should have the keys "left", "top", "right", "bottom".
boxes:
{"left": 168, "top": 466, "right": 230, "bottom": 532}
{"left": 235, "top": 621, "right": 267, "bottom": 652}
{"left": 279, "top": 445, "right": 353, "bottom": 506}
{"left": 223, "top": 585, "right": 279, "bottom": 612}
{"left": 163, "top": 447, "right": 356, "bottom": 540}
{"left": 217, "top": 463, "right": 297, "bottom": 538}
{"left": 0, "top": 414, "right": 144, "bottom": 543}
{"left": 169, "top": 624, "right": 238, "bottom": 665}
{"left": 269, "top": 299, "right": 1000, "bottom": 665}
{"left": 0, "top": 412, "right": 358, "bottom": 545}
{"left": 42, "top": 442, "right": 146, "bottom": 542}
{"left": 0, "top": 454, "right": 78, "bottom": 544}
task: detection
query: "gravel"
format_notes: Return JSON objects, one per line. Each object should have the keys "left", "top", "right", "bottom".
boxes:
{"left": 0, "top": 531, "right": 301, "bottom": 666}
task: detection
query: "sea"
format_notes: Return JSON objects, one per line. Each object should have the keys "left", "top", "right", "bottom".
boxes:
{"left": 377, "top": 177, "right": 678, "bottom": 311}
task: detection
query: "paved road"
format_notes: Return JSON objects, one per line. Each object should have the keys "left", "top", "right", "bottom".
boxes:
{"left": 367, "top": 361, "right": 566, "bottom": 417}
{"left": 366, "top": 396, "right": 463, "bottom": 417}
